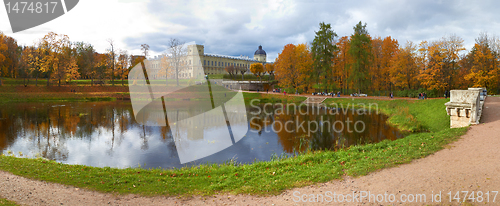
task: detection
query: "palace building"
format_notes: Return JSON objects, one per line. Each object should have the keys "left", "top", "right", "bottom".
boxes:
{"left": 146, "top": 45, "right": 267, "bottom": 80}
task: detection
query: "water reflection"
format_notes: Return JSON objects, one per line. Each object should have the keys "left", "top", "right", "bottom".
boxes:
{"left": 0, "top": 101, "right": 403, "bottom": 169}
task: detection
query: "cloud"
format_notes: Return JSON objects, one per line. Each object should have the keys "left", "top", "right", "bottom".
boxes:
{"left": 4, "top": 0, "right": 500, "bottom": 61}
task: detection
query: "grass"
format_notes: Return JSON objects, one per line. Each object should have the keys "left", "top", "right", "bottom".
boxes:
{"left": 0, "top": 97, "right": 468, "bottom": 197}
{"left": 0, "top": 198, "right": 18, "bottom": 206}
{"left": 0, "top": 86, "right": 126, "bottom": 103}
{"left": 323, "top": 98, "right": 450, "bottom": 132}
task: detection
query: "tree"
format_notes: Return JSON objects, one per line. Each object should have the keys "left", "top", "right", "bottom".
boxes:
{"left": 250, "top": 63, "right": 264, "bottom": 81}
{"left": 390, "top": 41, "right": 419, "bottom": 90}
{"left": 419, "top": 35, "right": 465, "bottom": 93}
{"left": 265, "top": 63, "right": 275, "bottom": 77}
{"left": 0, "top": 33, "right": 20, "bottom": 80}
{"left": 464, "top": 43, "right": 498, "bottom": 89}
{"left": 348, "top": 21, "right": 372, "bottom": 93}
{"left": 117, "top": 50, "right": 129, "bottom": 86}
{"left": 334, "top": 36, "right": 352, "bottom": 94}
{"left": 311, "top": 22, "right": 338, "bottom": 92}
{"left": 141, "top": 44, "right": 150, "bottom": 58}
{"left": 168, "top": 39, "right": 186, "bottom": 86}
{"left": 39, "top": 32, "right": 67, "bottom": 86}
{"left": 157, "top": 54, "right": 173, "bottom": 85}
{"left": 370, "top": 36, "right": 399, "bottom": 92}
{"left": 224, "top": 65, "right": 236, "bottom": 79}
{"left": 0, "top": 33, "right": 7, "bottom": 85}
{"left": 39, "top": 32, "right": 79, "bottom": 86}
{"left": 419, "top": 41, "right": 446, "bottom": 91}
{"left": 94, "top": 53, "right": 109, "bottom": 84}
{"left": 380, "top": 36, "right": 399, "bottom": 91}
{"left": 108, "top": 39, "right": 116, "bottom": 86}
{"left": 75, "top": 42, "right": 96, "bottom": 85}
{"left": 237, "top": 65, "right": 247, "bottom": 80}
{"left": 275, "top": 43, "right": 313, "bottom": 93}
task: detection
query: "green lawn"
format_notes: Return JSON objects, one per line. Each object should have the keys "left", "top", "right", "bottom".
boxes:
{"left": 0, "top": 198, "right": 18, "bottom": 206}
{"left": 0, "top": 98, "right": 466, "bottom": 197}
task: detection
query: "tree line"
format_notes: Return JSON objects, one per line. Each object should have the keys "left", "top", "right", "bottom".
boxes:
{"left": 0, "top": 32, "right": 132, "bottom": 86}
{"left": 274, "top": 21, "right": 500, "bottom": 96}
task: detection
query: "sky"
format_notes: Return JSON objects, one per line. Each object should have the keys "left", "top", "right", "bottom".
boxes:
{"left": 1, "top": 0, "right": 500, "bottom": 62}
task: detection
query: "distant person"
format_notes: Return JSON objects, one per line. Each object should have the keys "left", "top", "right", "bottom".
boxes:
{"left": 390, "top": 92, "right": 393, "bottom": 98}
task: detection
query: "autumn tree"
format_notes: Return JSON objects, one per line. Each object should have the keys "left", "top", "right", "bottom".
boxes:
{"left": 0, "top": 33, "right": 7, "bottom": 85}
{"left": 311, "top": 22, "right": 338, "bottom": 92}
{"left": 419, "top": 41, "right": 445, "bottom": 91}
{"left": 38, "top": 32, "right": 62, "bottom": 86}
{"left": 419, "top": 35, "right": 465, "bottom": 92}
{"left": 117, "top": 50, "right": 129, "bottom": 86}
{"left": 265, "top": 63, "right": 275, "bottom": 77}
{"left": 371, "top": 36, "right": 399, "bottom": 91}
{"left": 39, "top": 32, "right": 79, "bottom": 86}
{"left": 463, "top": 43, "right": 498, "bottom": 90}
{"left": 21, "top": 46, "right": 45, "bottom": 86}
{"left": 334, "top": 36, "right": 352, "bottom": 94}
{"left": 94, "top": 53, "right": 109, "bottom": 84}
{"left": 158, "top": 54, "right": 173, "bottom": 85}
{"left": 275, "top": 43, "right": 313, "bottom": 93}
{"left": 0, "top": 33, "right": 20, "bottom": 79}
{"left": 390, "top": 41, "right": 419, "bottom": 90}
{"left": 250, "top": 63, "right": 264, "bottom": 81}
{"left": 348, "top": 21, "right": 372, "bottom": 93}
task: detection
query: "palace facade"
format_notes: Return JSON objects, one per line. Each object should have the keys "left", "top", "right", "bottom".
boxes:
{"left": 146, "top": 45, "right": 267, "bottom": 80}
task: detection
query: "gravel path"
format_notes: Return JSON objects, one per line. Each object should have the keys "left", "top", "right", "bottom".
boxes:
{"left": 2, "top": 97, "right": 500, "bottom": 205}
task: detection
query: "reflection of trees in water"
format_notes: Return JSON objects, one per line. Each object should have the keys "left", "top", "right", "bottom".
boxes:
{"left": 0, "top": 102, "right": 175, "bottom": 161}
{"left": 248, "top": 105, "right": 403, "bottom": 153}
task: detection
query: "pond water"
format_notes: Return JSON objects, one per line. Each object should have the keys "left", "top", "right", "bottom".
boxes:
{"left": 0, "top": 101, "right": 404, "bottom": 169}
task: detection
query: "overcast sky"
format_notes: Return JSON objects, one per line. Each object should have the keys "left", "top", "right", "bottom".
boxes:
{"left": 1, "top": 0, "right": 499, "bottom": 62}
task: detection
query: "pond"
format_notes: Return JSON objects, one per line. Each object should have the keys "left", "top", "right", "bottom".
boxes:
{"left": 0, "top": 101, "right": 404, "bottom": 169}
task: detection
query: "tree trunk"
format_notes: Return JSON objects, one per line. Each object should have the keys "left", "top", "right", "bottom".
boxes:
{"left": 91, "top": 77, "right": 93, "bottom": 86}
{"left": 176, "top": 67, "right": 179, "bottom": 86}
{"left": 35, "top": 74, "right": 38, "bottom": 86}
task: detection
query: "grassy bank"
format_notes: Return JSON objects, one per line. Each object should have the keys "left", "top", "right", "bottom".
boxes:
{"left": 0, "top": 85, "right": 304, "bottom": 104}
{"left": 0, "top": 198, "right": 18, "bottom": 206}
{"left": 323, "top": 98, "right": 450, "bottom": 132}
{"left": 0, "top": 86, "right": 128, "bottom": 103}
{"left": 0, "top": 98, "right": 467, "bottom": 197}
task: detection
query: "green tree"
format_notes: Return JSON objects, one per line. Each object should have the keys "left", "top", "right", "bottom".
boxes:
{"left": 311, "top": 22, "right": 338, "bottom": 92}
{"left": 348, "top": 21, "right": 372, "bottom": 93}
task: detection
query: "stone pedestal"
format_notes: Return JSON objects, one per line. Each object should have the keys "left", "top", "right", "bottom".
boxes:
{"left": 445, "top": 90, "right": 481, "bottom": 128}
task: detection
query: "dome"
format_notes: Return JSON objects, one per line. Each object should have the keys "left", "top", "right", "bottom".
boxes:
{"left": 254, "top": 45, "right": 266, "bottom": 55}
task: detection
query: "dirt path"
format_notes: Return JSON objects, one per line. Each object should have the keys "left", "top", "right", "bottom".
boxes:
{"left": 2, "top": 98, "right": 500, "bottom": 205}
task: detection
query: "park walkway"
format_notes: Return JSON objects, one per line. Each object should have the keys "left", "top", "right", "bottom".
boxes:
{"left": 1, "top": 98, "right": 500, "bottom": 205}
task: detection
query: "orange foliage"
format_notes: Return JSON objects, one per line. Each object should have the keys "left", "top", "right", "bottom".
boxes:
{"left": 274, "top": 43, "right": 313, "bottom": 93}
